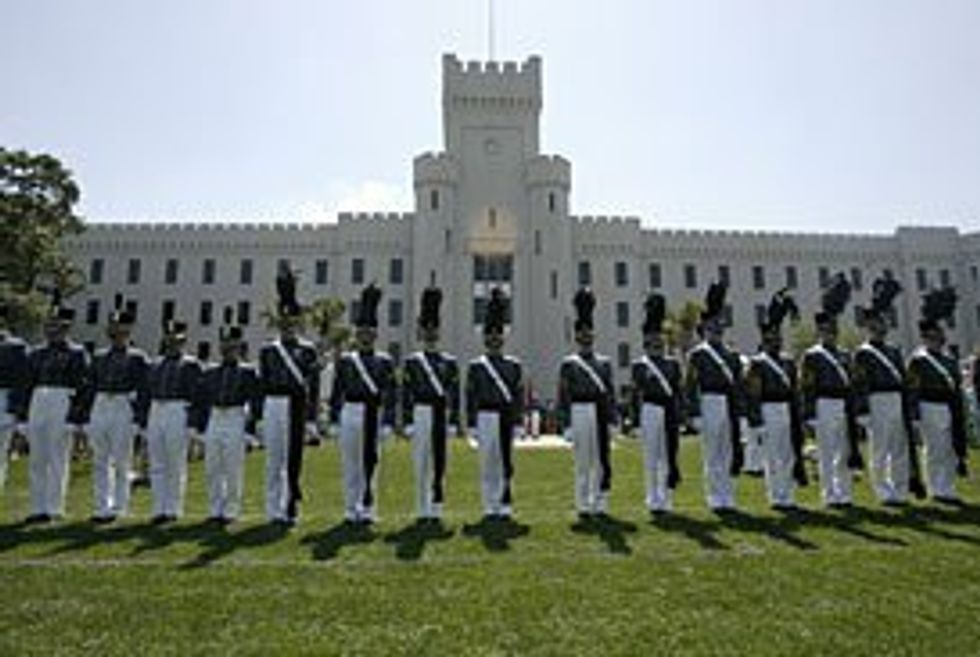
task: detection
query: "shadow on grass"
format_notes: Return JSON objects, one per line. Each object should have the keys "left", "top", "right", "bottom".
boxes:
{"left": 461, "top": 516, "right": 531, "bottom": 553}
{"left": 570, "top": 513, "right": 638, "bottom": 555}
{"left": 716, "top": 509, "right": 819, "bottom": 551}
{"left": 179, "top": 522, "right": 291, "bottom": 570}
{"left": 300, "top": 520, "right": 378, "bottom": 561}
{"left": 383, "top": 519, "right": 455, "bottom": 561}
{"left": 649, "top": 513, "right": 728, "bottom": 551}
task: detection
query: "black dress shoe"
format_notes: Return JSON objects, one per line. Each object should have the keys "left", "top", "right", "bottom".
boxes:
{"left": 151, "top": 514, "right": 169, "bottom": 526}
{"left": 90, "top": 515, "right": 117, "bottom": 525}
{"left": 934, "top": 496, "right": 964, "bottom": 507}
{"left": 25, "top": 513, "right": 51, "bottom": 525}
{"left": 771, "top": 503, "right": 798, "bottom": 513}
{"left": 882, "top": 499, "right": 909, "bottom": 508}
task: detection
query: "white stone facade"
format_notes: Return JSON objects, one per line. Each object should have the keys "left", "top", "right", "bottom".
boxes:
{"left": 63, "top": 54, "right": 980, "bottom": 404}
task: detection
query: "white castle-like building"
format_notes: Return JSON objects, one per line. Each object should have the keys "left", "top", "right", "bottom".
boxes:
{"left": 65, "top": 54, "right": 980, "bottom": 401}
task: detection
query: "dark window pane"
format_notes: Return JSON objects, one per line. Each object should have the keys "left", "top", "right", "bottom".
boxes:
{"left": 615, "top": 262, "right": 629, "bottom": 287}
{"left": 316, "top": 259, "right": 329, "bottom": 285}
{"left": 390, "top": 258, "right": 403, "bottom": 285}
{"left": 752, "top": 265, "right": 765, "bottom": 290}
{"left": 578, "top": 261, "right": 591, "bottom": 287}
{"left": 164, "top": 259, "right": 179, "bottom": 285}
{"left": 240, "top": 259, "right": 253, "bottom": 285}
{"left": 684, "top": 264, "right": 697, "bottom": 289}
{"left": 617, "top": 302, "right": 629, "bottom": 328}
{"left": 237, "top": 301, "right": 251, "bottom": 326}
{"left": 90, "top": 259, "right": 104, "bottom": 285}
{"left": 649, "top": 263, "right": 661, "bottom": 289}
{"left": 202, "top": 259, "right": 216, "bottom": 285}
{"left": 719, "top": 265, "right": 731, "bottom": 286}
{"left": 127, "top": 259, "right": 141, "bottom": 284}
{"left": 352, "top": 258, "right": 365, "bottom": 285}
{"left": 785, "top": 265, "right": 798, "bottom": 289}
{"left": 86, "top": 299, "right": 100, "bottom": 325}
{"left": 618, "top": 343, "right": 630, "bottom": 368}
{"left": 389, "top": 299, "right": 403, "bottom": 327}
{"left": 200, "top": 301, "right": 213, "bottom": 326}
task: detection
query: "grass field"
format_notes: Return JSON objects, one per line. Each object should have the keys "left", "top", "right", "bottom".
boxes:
{"left": 1, "top": 436, "right": 978, "bottom": 656}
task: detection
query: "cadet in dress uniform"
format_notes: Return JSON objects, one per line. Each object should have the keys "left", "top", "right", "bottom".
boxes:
{"left": 402, "top": 286, "right": 460, "bottom": 521}
{"left": 801, "top": 273, "right": 864, "bottom": 508}
{"left": 144, "top": 319, "right": 202, "bottom": 524}
{"left": 852, "top": 274, "right": 926, "bottom": 505}
{"left": 192, "top": 313, "right": 262, "bottom": 523}
{"left": 259, "top": 264, "right": 321, "bottom": 526}
{"left": 329, "top": 283, "right": 396, "bottom": 525}
{"left": 16, "top": 292, "right": 90, "bottom": 523}
{"left": 466, "top": 288, "right": 524, "bottom": 519}
{"left": 82, "top": 295, "right": 149, "bottom": 522}
{"left": 685, "top": 281, "right": 745, "bottom": 512}
{"left": 630, "top": 293, "right": 683, "bottom": 514}
{"left": 745, "top": 288, "right": 808, "bottom": 510}
{"left": 0, "top": 300, "right": 29, "bottom": 489}
{"left": 906, "top": 288, "right": 969, "bottom": 504}
{"left": 559, "top": 288, "right": 617, "bottom": 517}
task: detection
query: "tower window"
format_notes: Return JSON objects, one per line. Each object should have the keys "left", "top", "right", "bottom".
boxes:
{"left": 430, "top": 189, "right": 439, "bottom": 211}
{"left": 164, "top": 259, "right": 179, "bottom": 285}
{"left": 684, "top": 264, "right": 697, "bottom": 289}
{"left": 719, "top": 265, "right": 731, "bottom": 286}
{"left": 352, "top": 258, "right": 365, "bottom": 285}
{"left": 535, "top": 230, "right": 542, "bottom": 255}
{"left": 548, "top": 192, "right": 556, "bottom": 213}
{"left": 785, "top": 265, "right": 798, "bottom": 289}
{"left": 579, "top": 261, "right": 592, "bottom": 287}
{"left": 489, "top": 208, "right": 497, "bottom": 229}
{"left": 615, "top": 262, "right": 629, "bottom": 287}
{"left": 90, "top": 259, "right": 104, "bottom": 285}
{"left": 202, "top": 258, "right": 216, "bottom": 285}
{"left": 753, "top": 265, "right": 765, "bottom": 290}
{"left": 649, "top": 263, "right": 662, "bottom": 289}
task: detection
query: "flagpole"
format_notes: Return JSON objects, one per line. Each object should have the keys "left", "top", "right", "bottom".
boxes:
{"left": 488, "top": 0, "right": 496, "bottom": 61}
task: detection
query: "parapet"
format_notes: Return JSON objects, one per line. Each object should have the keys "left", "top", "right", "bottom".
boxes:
{"left": 525, "top": 155, "right": 571, "bottom": 189}
{"left": 443, "top": 53, "right": 542, "bottom": 108}
{"left": 413, "top": 151, "right": 460, "bottom": 187}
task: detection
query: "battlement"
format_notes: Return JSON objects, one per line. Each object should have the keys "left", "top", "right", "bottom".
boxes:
{"left": 525, "top": 155, "right": 571, "bottom": 189}
{"left": 413, "top": 151, "right": 460, "bottom": 187}
{"left": 443, "top": 53, "right": 542, "bottom": 107}
{"left": 79, "top": 220, "right": 331, "bottom": 232}
{"left": 337, "top": 212, "right": 414, "bottom": 225}
{"left": 572, "top": 215, "right": 641, "bottom": 228}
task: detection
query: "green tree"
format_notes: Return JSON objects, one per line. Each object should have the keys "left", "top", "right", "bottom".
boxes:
{"left": 665, "top": 299, "right": 703, "bottom": 357}
{"left": 788, "top": 320, "right": 863, "bottom": 359}
{"left": 0, "top": 148, "right": 85, "bottom": 333}
{"left": 306, "top": 297, "right": 352, "bottom": 359}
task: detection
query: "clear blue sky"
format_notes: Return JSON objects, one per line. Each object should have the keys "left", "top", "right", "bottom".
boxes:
{"left": 2, "top": 0, "right": 979, "bottom": 232}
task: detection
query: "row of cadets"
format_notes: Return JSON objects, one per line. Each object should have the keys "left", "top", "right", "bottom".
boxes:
{"left": 801, "top": 273, "right": 865, "bottom": 508}
{"left": 259, "top": 263, "right": 321, "bottom": 526}
{"left": 745, "top": 288, "right": 809, "bottom": 510}
{"left": 630, "top": 293, "right": 683, "bottom": 514}
{"left": 402, "top": 286, "right": 461, "bottom": 521}
{"left": 0, "top": 300, "right": 29, "bottom": 489}
{"left": 190, "top": 308, "right": 262, "bottom": 524}
{"left": 685, "top": 280, "right": 745, "bottom": 512}
{"left": 328, "top": 283, "right": 396, "bottom": 525}
{"left": 559, "top": 287, "right": 617, "bottom": 518}
{"left": 465, "top": 288, "right": 524, "bottom": 519}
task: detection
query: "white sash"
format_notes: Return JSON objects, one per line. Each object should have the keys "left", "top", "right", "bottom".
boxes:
{"left": 414, "top": 352, "right": 445, "bottom": 399}
{"left": 811, "top": 344, "right": 849, "bottom": 387}
{"left": 478, "top": 355, "right": 513, "bottom": 405}
{"left": 858, "top": 342, "right": 903, "bottom": 387}
{"left": 757, "top": 351, "right": 791, "bottom": 390}
{"left": 695, "top": 342, "right": 733, "bottom": 385}
{"left": 916, "top": 348, "right": 955, "bottom": 392}
{"left": 640, "top": 355, "right": 673, "bottom": 397}
{"left": 273, "top": 340, "right": 306, "bottom": 389}
{"left": 350, "top": 351, "right": 379, "bottom": 397}
{"left": 568, "top": 354, "right": 607, "bottom": 395}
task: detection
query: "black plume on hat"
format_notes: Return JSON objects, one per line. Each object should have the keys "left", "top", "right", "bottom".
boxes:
{"left": 484, "top": 287, "right": 508, "bottom": 335}
{"left": 419, "top": 286, "right": 442, "bottom": 330}
{"left": 109, "top": 292, "right": 134, "bottom": 326}
{"left": 919, "top": 287, "right": 957, "bottom": 333}
{"left": 858, "top": 273, "right": 902, "bottom": 325}
{"left": 701, "top": 280, "right": 728, "bottom": 324}
{"left": 276, "top": 262, "right": 302, "bottom": 317}
{"left": 761, "top": 287, "right": 799, "bottom": 333}
{"left": 573, "top": 287, "right": 596, "bottom": 332}
{"left": 816, "top": 272, "right": 851, "bottom": 325}
{"left": 220, "top": 305, "right": 243, "bottom": 342}
{"left": 642, "top": 293, "right": 666, "bottom": 335}
{"left": 357, "top": 283, "right": 382, "bottom": 328}
{"left": 162, "top": 319, "right": 188, "bottom": 338}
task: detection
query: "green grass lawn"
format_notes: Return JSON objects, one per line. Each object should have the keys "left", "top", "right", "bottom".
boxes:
{"left": 1, "top": 437, "right": 978, "bottom": 656}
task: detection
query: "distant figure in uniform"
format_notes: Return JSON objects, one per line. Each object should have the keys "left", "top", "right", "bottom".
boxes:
{"left": 745, "top": 288, "right": 808, "bottom": 511}
{"left": 144, "top": 319, "right": 202, "bottom": 524}
{"left": 0, "top": 300, "right": 29, "bottom": 490}
{"left": 17, "top": 291, "right": 90, "bottom": 523}
{"left": 192, "top": 310, "right": 262, "bottom": 524}
{"left": 260, "top": 263, "right": 321, "bottom": 526}
{"left": 329, "top": 283, "right": 396, "bottom": 525}
{"left": 466, "top": 288, "right": 524, "bottom": 519}
{"left": 82, "top": 295, "right": 149, "bottom": 522}
{"left": 630, "top": 293, "right": 683, "bottom": 515}
{"left": 403, "top": 286, "right": 460, "bottom": 522}
{"left": 906, "top": 287, "right": 969, "bottom": 504}
{"left": 852, "top": 274, "right": 926, "bottom": 505}
{"left": 685, "top": 280, "right": 745, "bottom": 512}
{"left": 559, "top": 287, "right": 617, "bottom": 518}
{"left": 801, "top": 273, "right": 864, "bottom": 508}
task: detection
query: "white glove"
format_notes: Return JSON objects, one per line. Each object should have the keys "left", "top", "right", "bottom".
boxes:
{"left": 188, "top": 428, "right": 201, "bottom": 443}
{"left": 130, "top": 423, "right": 142, "bottom": 438}
{"left": 805, "top": 419, "right": 817, "bottom": 431}
{"left": 857, "top": 415, "right": 871, "bottom": 430}
{"left": 690, "top": 417, "right": 703, "bottom": 433}
{"left": 380, "top": 425, "right": 393, "bottom": 443}
{"left": 403, "top": 424, "right": 415, "bottom": 439}
{"left": 244, "top": 433, "right": 259, "bottom": 447}
{"left": 305, "top": 421, "right": 320, "bottom": 438}
{"left": 70, "top": 424, "right": 86, "bottom": 435}
{"left": 14, "top": 423, "right": 27, "bottom": 436}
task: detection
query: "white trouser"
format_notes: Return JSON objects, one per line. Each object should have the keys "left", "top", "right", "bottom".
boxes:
{"left": 339, "top": 402, "right": 379, "bottom": 520}
{"left": 146, "top": 400, "right": 190, "bottom": 517}
{"left": 478, "top": 410, "right": 508, "bottom": 516}
{"left": 412, "top": 404, "right": 442, "bottom": 518}
{"left": 571, "top": 403, "right": 606, "bottom": 513}
{"left": 88, "top": 393, "right": 136, "bottom": 518}
{"left": 0, "top": 388, "right": 13, "bottom": 489}
{"left": 205, "top": 407, "right": 247, "bottom": 519}
{"left": 699, "top": 393, "right": 735, "bottom": 509}
{"left": 640, "top": 403, "right": 671, "bottom": 511}
{"left": 919, "top": 402, "right": 957, "bottom": 499}
{"left": 27, "top": 387, "right": 73, "bottom": 516}
{"left": 743, "top": 416, "right": 764, "bottom": 473}
{"left": 867, "top": 392, "right": 909, "bottom": 503}
{"left": 262, "top": 396, "right": 292, "bottom": 521}
{"left": 760, "top": 402, "right": 795, "bottom": 506}
{"left": 815, "top": 398, "right": 852, "bottom": 505}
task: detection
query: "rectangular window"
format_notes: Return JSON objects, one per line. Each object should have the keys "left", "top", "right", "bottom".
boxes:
{"left": 127, "top": 258, "right": 141, "bottom": 285}
{"left": 164, "top": 258, "right": 179, "bottom": 285}
{"left": 617, "top": 343, "right": 631, "bottom": 369}
{"left": 473, "top": 297, "right": 487, "bottom": 326}
{"left": 916, "top": 268, "right": 928, "bottom": 291}
{"left": 197, "top": 342, "right": 211, "bottom": 362}
{"left": 819, "top": 267, "right": 829, "bottom": 288}
{"left": 971, "top": 265, "right": 978, "bottom": 282}
{"left": 851, "top": 267, "right": 863, "bottom": 291}
{"left": 684, "top": 264, "right": 697, "bottom": 289}
{"left": 352, "top": 258, "right": 365, "bottom": 285}
{"left": 649, "top": 263, "right": 662, "bottom": 289}
{"left": 615, "top": 261, "right": 629, "bottom": 287}
{"left": 430, "top": 189, "right": 439, "bottom": 211}
{"left": 86, "top": 299, "right": 100, "bottom": 325}
{"left": 240, "top": 259, "right": 253, "bottom": 285}
{"left": 161, "top": 300, "right": 176, "bottom": 324}
{"left": 939, "top": 269, "right": 951, "bottom": 287}
{"left": 752, "top": 265, "right": 765, "bottom": 290}
{"left": 125, "top": 300, "right": 138, "bottom": 322}
{"left": 785, "top": 265, "right": 798, "bottom": 289}
{"left": 976, "top": 305, "right": 980, "bottom": 327}
{"left": 719, "top": 265, "right": 731, "bottom": 286}
{"left": 89, "top": 259, "right": 104, "bottom": 285}
{"left": 202, "top": 259, "right": 216, "bottom": 285}
{"left": 548, "top": 192, "right": 556, "bottom": 213}
{"left": 237, "top": 301, "right": 251, "bottom": 326}
{"left": 316, "top": 259, "right": 329, "bottom": 285}
{"left": 534, "top": 230, "right": 542, "bottom": 256}
{"left": 388, "top": 299, "right": 403, "bottom": 327}
{"left": 755, "top": 304, "right": 766, "bottom": 327}
{"left": 578, "top": 261, "right": 592, "bottom": 287}
{"left": 389, "top": 258, "right": 403, "bottom": 285}
{"left": 349, "top": 300, "right": 361, "bottom": 325}
{"left": 550, "top": 271, "right": 558, "bottom": 300}
{"left": 200, "top": 301, "right": 213, "bottom": 326}
{"left": 389, "top": 342, "right": 402, "bottom": 365}
{"left": 617, "top": 302, "right": 629, "bottom": 328}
